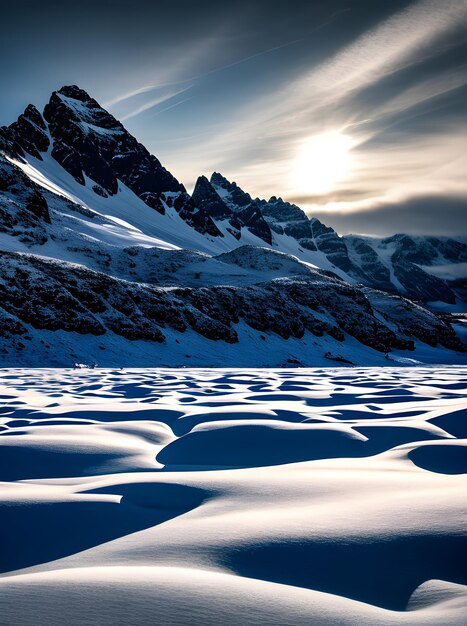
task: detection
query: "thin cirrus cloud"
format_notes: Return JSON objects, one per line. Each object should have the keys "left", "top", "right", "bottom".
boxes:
{"left": 118, "top": 86, "right": 193, "bottom": 122}
{"left": 103, "top": 84, "right": 159, "bottom": 109}
{"left": 106, "top": 36, "right": 307, "bottom": 123}
{"left": 300, "top": 0, "right": 467, "bottom": 97}
{"left": 237, "top": 0, "right": 464, "bottom": 157}
{"left": 102, "top": 7, "right": 353, "bottom": 135}
{"left": 103, "top": 31, "right": 233, "bottom": 121}
{"left": 358, "top": 67, "right": 467, "bottom": 128}
{"left": 210, "top": 1, "right": 466, "bottom": 137}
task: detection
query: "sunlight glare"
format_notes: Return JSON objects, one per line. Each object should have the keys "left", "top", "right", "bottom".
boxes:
{"left": 292, "top": 131, "right": 354, "bottom": 196}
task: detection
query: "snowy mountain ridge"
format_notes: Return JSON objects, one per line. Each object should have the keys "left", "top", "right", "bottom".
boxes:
{"left": 0, "top": 85, "right": 466, "bottom": 366}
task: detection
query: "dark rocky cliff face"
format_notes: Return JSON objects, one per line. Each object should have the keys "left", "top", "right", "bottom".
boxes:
{"left": 382, "top": 234, "right": 467, "bottom": 266}
{"left": 209, "top": 173, "right": 353, "bottom": 272}
{"left": 377, "top": 234, "right": 467, "bottom": 304}
{"left": 43, "top": 85, "right": 183, "bottom": 198}
{"left": 1, "top": 85, "right": 222, "bottom": 238}
{"left": 3, "top": 104, "right": 50, "bottom": 160}
{"left": 345, "top": 237, "right": 393, "bottom": 292}
{"left": 209, "top": 172, "right": 273, "bottom": 244}
{"left": 256, "top": 196, "right": 316, "bottom": 250}
{"left": 0, "top": 158, "right": 50, "bottom": 244}
{"left": 210, "top": 172, "right": 254, "bottom": 209}
{"left": 192, "top": 176, "right": 232, "bottom": 220}
{"left": 310, "top": 218, "right": 352, "bottom": 272}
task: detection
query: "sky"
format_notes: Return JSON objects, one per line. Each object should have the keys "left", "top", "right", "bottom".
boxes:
{"left": 1, "top": 0, "right": 467, "bottom": 236}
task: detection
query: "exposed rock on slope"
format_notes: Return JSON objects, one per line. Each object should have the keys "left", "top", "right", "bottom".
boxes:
{"left": 257, "top": 195, "right": 317, "bottom": 251}
{"left": 0, "top": 158, "right": 50, "bottom": 244}
{"left": 1, "top": 85, "right": 222, "bottom": 238}
{"left": 0, "top": 250, "right": 464, "bottom": 365}
{"left": 207, "top": 173, "right": 466, "bottom": 305}
{"left": 209, "top": 172, "right": 272, "bottom": 244}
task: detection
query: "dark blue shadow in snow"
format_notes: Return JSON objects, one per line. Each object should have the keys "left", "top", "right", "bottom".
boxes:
{"left": 0, "top": 482, "right": 206, "bottom": 574}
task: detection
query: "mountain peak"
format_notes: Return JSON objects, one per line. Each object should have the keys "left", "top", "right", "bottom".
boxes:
{"left": 210, "top": 171, "right": 230, "bottom": 187}
{"left": 192, "top": 175, "right": 232, "bottom": 220}
{"left": 210, "top": 172, "right": 246, "bottom": 193}
{"left": 46, "top": 85, "right": 124, "bottom": 134}
{"left": 1, "top": 85, "right": 227, "bottom": 239}
{"left": 56, "top": 84, "right": 93, "bottom": 102}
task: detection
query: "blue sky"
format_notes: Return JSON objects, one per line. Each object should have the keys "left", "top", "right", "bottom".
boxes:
{"left": 1, "top": 0, "right": 466, "bottom": 235}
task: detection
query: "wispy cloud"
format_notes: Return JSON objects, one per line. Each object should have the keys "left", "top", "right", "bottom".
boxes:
{"left": 149, "top": 96, "right": 195, "bottom": 118}
{"left": 103, "top": 84, "right": 157, "bottom": 108}
{"left": 302, "top": 0, "right": 467, "bottom": 98}
{"left": 100, "top": 0, "right": 467, "bottom": 235}
{"left": 259, "top": 0, "right": 467, "bottom": 140}
{"left": 105, "top": 37, "right": 306, "bottom": 121}
{"left": 362, "top": 67, "right": 467, "bottom": 124}
{"left": 104, "top": 9, "right": 347, "bottom": 126}
{"left": 119, "top": 85, "right": 193, "bottom": 121}
{"left": 103, "top": 32, "right": 230, "bottom": 116}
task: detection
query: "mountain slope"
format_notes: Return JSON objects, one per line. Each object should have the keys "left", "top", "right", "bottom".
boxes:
{"left": 208, "top": 174, "right": 467, "bottom": 306}
{"left": 0, "top": 85, "right": 465, "bottom": 366}
{"left": 2, "top": 84, "right": 466, "bottom": 306}
{"left": 1, "top": 247, "right": 464, "bottom": 367}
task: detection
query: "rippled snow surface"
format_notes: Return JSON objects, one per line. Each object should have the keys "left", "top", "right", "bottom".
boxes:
{"left": 0, "top": 367, "right": 466, "bottom": 625}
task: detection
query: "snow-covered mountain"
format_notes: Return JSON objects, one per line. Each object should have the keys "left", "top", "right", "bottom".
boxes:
{"left": 206, "top": 173, "right": 467, "bottom": 306}
{"left": 0, "top": 85, "right": 465, "bottom": 366}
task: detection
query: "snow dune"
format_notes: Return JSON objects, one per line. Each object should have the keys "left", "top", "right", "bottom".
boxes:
{"left": 0, "top": 367, "right": 466, "bottom": 625}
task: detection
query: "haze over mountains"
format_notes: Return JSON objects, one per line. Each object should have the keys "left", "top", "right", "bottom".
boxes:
{"left": 0, "top": 85, "right": 466, "bottom": 366}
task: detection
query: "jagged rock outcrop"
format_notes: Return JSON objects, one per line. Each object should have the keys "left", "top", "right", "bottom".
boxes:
{"left": 382, "top": 234, "right": 467, "bottom": 266}
{"left": 310, "top": 218, "right": 352, "bottom": 272}
{"left": 216, "top": 177, "right": 461, "bottom": 306}
{"left": 392, "top": 256, "right": 456, "bottom": 304}
{"left": 205, "top": 173, "right": 465, "bottom": 305}
{"left": 191, "top": 175, "right": 242, "bottom": 239}
{"left": 192, "top": 176, "right": 231, "bottom": 219}
{"left": 345, "top": 237, "right": 394, "bottom": 292}
{"left": 43, "top": 86, "right": 184, "bottom": 198}
{"left": 0, "top": 104, "right": 50, "bottom": 160}
{"left": 368, "top": 233, "right": 467, "bottom": 304}
{"left": 0, "top": 158, "right": 50, "bottom": 244}
{"left": 256, "top": 196, "right": 316, "bottom": 250}
{"left": 364, "top": 288, "right": 462, "bottom": 349}
{"left": 210, "top": 172, "right": 273, "bottom": 244}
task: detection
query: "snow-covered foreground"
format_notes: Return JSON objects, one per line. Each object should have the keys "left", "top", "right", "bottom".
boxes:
{"left": 0, "top": 367, "right": 466, "bottom": 625}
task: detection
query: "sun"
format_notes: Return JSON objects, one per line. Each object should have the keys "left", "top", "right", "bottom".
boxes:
{"left": 292, "top": 130, "right": 354, "bottom": 196}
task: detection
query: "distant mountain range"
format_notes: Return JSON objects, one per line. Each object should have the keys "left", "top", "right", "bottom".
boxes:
{"left": 0, "top": 85, "right": 465, "bottom": 366}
